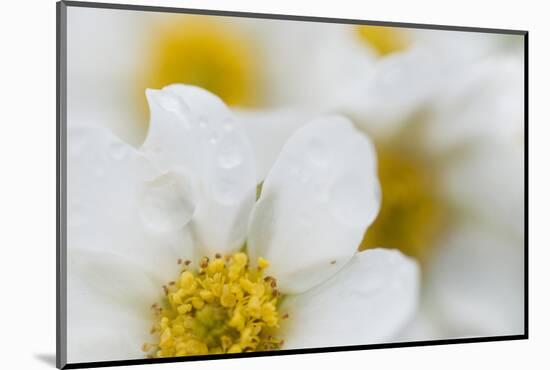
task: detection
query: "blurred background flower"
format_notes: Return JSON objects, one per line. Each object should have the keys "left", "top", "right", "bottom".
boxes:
{"left": 67, "top": 6, "right": 525, "bottom": 341}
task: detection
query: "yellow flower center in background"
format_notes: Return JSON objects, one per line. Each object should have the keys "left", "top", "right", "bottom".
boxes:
{"left": 355, "top": 25, "right": 410, "bottom": 56}
{"left": 359, "top": 146, "right": 446, "bottom": 263}
{"left": 143, "top": 253, "right": 284, "bottom": 357}
{"left": 138, "top": 16, "right": 261, "bottom": 126}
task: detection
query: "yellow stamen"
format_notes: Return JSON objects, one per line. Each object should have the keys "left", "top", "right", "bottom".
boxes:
{"left": 359, "top": 144, "right": 447, "bottom": 262}
{"left": 355, "top": 25, "right": 410, "bottom": 56}
{"left": 138, "top": 16, "right": 261, "bottom": 128}
{"left": 144, "top": 253, "right": 284, "bottom": 358}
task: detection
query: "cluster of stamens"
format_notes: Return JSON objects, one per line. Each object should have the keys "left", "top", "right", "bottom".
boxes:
{"left": 143, "top": 252, "right": 286, "bottom": 357}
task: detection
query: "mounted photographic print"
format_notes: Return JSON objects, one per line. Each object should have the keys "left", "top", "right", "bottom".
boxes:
{"left": 56, "top": 1, "right": 527, "bottom": 368}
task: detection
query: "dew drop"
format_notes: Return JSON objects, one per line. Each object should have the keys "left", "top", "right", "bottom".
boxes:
{"left": 216, "top": 134, "right": 244, "bottom": 169}
{"left": 139, "top": 172, "right": 195, "bottom": 232}
{"left": 158, "top": 91, "right": 188, "bottom": 117}
{"left": 209, "top": 131, "right": 221, "bottom": 145}
{"left": 223, "top": 122, "right": 234, "bottom": 132}
{"left": 217, "top": 148, "right": 243, "bottom": 170}
{"left": 198, "top": 117, "right": 207, "bottom": 129}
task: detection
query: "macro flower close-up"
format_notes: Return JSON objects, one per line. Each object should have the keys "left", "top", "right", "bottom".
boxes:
{"left": 67, "top": 85, "right": 419, "bottom": 362}
{"left": 62, "top": 4, "right": 526, "bottom": 367}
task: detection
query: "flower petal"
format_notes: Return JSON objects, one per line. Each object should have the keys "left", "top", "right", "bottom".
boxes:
{"left": 426, "top": 56, "right": 524, "bottom": 151}
{"left": 354, "top": 49, "right": 443, "bottom": 128}
{"left": 141, "top": 84, "right": 257, "bottom": 256}
{"left": 68, "top": 124, "right": 193, "bottom": 283}
{"left": 280, "top": 249, "right": 419, "bottom": 349}
{"left": 441, "top": 138, "right": 524, "bottom": 239}
{"left": 67, "top": 7, "right": 152, "bottom": 145}
{"left": 247, "top": 116, "right": 380, "bottom": 294}
{"left": 236, "top": 108, "right": 313, "bottom": 183}
{"left": 428, "top": 223, "right": 524, "bottom": 337}
{"left": 67, "top": 248, "right": 160, "bottom": 363}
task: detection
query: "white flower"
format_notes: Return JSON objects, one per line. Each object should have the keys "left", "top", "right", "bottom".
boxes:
{"left": 259, "top": 22, "right": 517, "bottom": 133}
{"left": 405, "top": 55, "right": 525, "bottom": 339}
{"left": 67, "top": 85, "right": 419, "bottom": 363}
{"left": 67, "top": 8, "right": 264, "bottom": 146}
{"left": 239, "top": 32, "right": 525, "bottom": 339}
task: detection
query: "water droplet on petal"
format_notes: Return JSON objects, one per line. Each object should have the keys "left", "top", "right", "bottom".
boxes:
{"left": 217, "top": 148, "right": 243, "bottom": 170}
{"left": 216, "top": 134, "right": 244, "bottom": 169}
{"left": 209, "top": 131, "right": 221, "bottom": 145}
{"left": 198, "top": 117, "right": 207, "bottom": 129}
{"left": 158, "top": 91, "right": 188, "bottom": 118}
{"left": 139, "top": 172, "right": 195, "bottom": 232}
{"left": 223, "top": 122, "right": 234, "bottom": 132}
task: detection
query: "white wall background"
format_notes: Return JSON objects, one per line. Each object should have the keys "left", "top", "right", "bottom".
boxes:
{"left": 0, "top": 0, "right": 545, "bottom": 369}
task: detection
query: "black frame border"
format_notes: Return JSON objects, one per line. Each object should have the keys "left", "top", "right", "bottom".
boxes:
{"left": 56, "top": 1, "right": 529, "bottom": 369}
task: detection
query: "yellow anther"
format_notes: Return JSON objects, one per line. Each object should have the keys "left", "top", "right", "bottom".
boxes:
{"left": 145, "top": 252, "right": 284, "bottom": 358}
{"left": 220, "top": 335, "right": 233, "bottom": 350}
{"left": 232, "top": 252, "right": 248, "bottom": 267}
{"left": 251, "top": 283, "right": 265, "bottom": 297}
{"left": 220, "top": 290, "right": 237, "bottom": 308}
{"left": 207, "top": 258, "right": 225, "bottom": 275}
{"left": 179, "top": 271, "right": 196, "bottom": 291}
{"left": 355, "top": 25, "right": 410, "bottom": 56}
{"left": 257, "top": 257, "right": 270, "bottom": 269}
{"left": 160, "top": 328, "right": 172, "bottom": 347}
{"left": 247, "top": 296, "right": 261, "bottom": 318}
{"left": 199, "top": 290, "right": 215, "bottom": 303}
{"left": 168, "top": 292, "right": 182, "bottom": 306}
{"left": 229, "top": 310, "right": 245, "bottom": 331}
{"left": 227, "top": 344, "right": 242, "bottom": 353}
{"left": 261, "top": 302, "right": 279, "bottom": 327}
{"left": 239, "top": 277, "right": 254, "bottom": 294}
{"left": 177, "top": 304, "right": 192, "bottom": 315}
{"left": 191, "top": 297, "right": 204, "bottom": 310}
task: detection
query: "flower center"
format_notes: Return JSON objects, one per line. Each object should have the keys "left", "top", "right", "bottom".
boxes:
{"left": 359, "top": 145, "right": 447, "bottom": 262}
{"left": 138, "top": 16, "right": 261, "bottom": 124}
{"left": 355, "top": 25, "right": 410, "bottom": 56}
{"left": 143, "top": 252, "right": 285, "bottom": 357}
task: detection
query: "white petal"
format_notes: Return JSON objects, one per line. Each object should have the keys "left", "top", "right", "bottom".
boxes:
{"left": 236, "top": 108, "right": 313, "bottom": 183}
{"left": 247, "top": 116, "right": 380, "bottom": 294}
{"left": 349, "top": 48, "right": 445, "bottom": 136}
{"left": 428, "top": 223, "right": 524, "bottom": 337}
{"left": 259, "top": 22, "right": 376, "bottom": 108}
{"left": 67, "top": 248, "right": 160, "bottom": 363}
{"left": 441, "top": 138, "right": 524, "bottom": 239}
{"left": 280, "top": 249, "right": 419, "bottom": 349}
{"left": 67, "top": 7, "right": 153, "bottom": 145}
{"left": 426, "top": 56, "right": 524, "bottom": 151}
{"left": 68, "top": 124, "right": 193, "bottom": 283}
{"left": 142, "top": 85, "right": 257, "bottom": 256}
{"left": 393, "top": 293, "right": 450, "bottom": 342}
